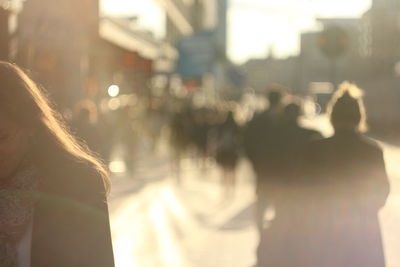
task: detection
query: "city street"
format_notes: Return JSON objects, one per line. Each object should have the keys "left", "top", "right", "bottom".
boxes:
{"left": 108, "top": 117, "right": 400, "bottom": 267}
{"left": 3, "top": 1, "right": 400, "bottom": 266}
{"left": 108, "top": 139, "right": 258, "bottom": 267}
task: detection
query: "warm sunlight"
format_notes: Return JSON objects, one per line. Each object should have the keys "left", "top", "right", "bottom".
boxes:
{"left": 6, "top": 0, "right": 400, "bottom": 266}
{"left": 101, "top": 0, "right": 165, "bottom": 38}
{"left": 101, "top": 0, "right": 371, "bottom": 63}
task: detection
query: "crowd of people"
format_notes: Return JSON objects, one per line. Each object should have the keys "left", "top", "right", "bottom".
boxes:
{"left": 0, "top": 60, "right": 391, "bottom": 266}
{"left": 167, "top": 83, "right": 390, "bottom": 267}
{"left": 169, "top": 103, "right": 241, "bottom": 186}
{"left": 248, "top": 84, "right": 389, "bottom": 267}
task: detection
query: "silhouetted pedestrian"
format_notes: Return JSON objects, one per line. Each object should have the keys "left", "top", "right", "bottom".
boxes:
{"left": 256, "top": 101, "right": 322, "bottom": 266}
{"left": 169, "top": 105, "right": 194, "bottom": 183}
{"left": 215, "top": 111, "right": 242, "bottom": 196}
{"left": 258, "top": 83, "right": 389, "bottom": 267}
{"left": 277, "top": 102, "right": 323, "bottom": 178}
{"left": 243, "top": 87, "right": 285, "bottom": 234}
{"left": 192, "top": 108, "right": 210, "bottom": 159}
{"left": 116, "top": 106, "right": 138, "bottom": 173}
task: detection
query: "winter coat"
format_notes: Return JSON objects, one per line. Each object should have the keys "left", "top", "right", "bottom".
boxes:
{"left": 258, "top": 130, "right": 389, "bottom": 267}
{"left": 31, "top": 155, "right": 114, "bottom": 267}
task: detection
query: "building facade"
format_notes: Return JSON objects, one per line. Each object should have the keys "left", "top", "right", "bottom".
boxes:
{"left": 362, "top": 0, "right": 400, "bottom": 77}
{"left": 16, "top": 0, "right": 99, "bottom": 109}
{"left": 298, "top": 18, "right": 369, "bottom": 94}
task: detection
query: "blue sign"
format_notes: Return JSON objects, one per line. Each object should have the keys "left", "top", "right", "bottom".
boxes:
{"left": 176, "top": 31, "right": 215, "bottom": 78}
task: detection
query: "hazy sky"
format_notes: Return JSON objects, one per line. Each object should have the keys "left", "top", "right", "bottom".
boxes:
{"left": 101, "top": 0, "right": 372, "bottom": 63}
{"left": 101, "top": 0, "right": 165, "bottom": 37}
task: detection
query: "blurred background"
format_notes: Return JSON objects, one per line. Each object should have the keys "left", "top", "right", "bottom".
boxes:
{"left": 1, "top": 0, "right": 400, "bottom": 266}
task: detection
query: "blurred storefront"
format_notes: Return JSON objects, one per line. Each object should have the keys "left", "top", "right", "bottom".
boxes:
{"left": 10, "top": 0, "right": 233, "bottom": 112}
{"left": 15, "top": 0, "right": 99, "bottom": 109}
{"left": 14, "top": 0, "right": 177, "bottom": 111}
{"left": 97, "top": 17, "right": 177, "bottom": 99}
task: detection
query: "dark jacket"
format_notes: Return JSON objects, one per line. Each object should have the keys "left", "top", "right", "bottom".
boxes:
{"left": 258, "top": 130, "right": 389, "bottom": 267}
{"left": 305, "top": 130, "right": 389, "bottom": 210}
{"left": 243, "top": 109, "right": 282, "bottom": 180}
{"left": 31, "top": 155, "right": 114, "bottom": 267}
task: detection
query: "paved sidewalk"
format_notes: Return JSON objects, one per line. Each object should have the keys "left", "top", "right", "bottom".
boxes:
{"left": 108, "top": 139, "right": 258, "bottom": 267}
{"left": 108, "top": 116, "right": 400, "bottom": 267}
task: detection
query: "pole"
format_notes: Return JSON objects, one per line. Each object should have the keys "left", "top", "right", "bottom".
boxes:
{"left": 330, "top": 58, "right": 337, "bottom": 89}
{"left": 0, "top": 7, "right": 10, "bottom": 61}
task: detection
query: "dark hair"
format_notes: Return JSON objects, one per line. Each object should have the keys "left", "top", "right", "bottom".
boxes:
{"left": 327, "top": 82, "right": 367, "bottom": 132}
{"left": 266, "top": 84, "right": 284, "bottom": 107}
{"left": 0, "top": 61, "right": 111, "bottom": 193}
{"left": 284, "top": 102, "right": 301, "bottom": 121}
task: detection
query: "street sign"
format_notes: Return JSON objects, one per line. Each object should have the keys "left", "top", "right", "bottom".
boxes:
{"left": 318, "top": 26, "right": 350, "bottom": 59}
{"left": 176, "top": 30, "right": 215, "bottom": 78}
{"left": 318, "top": 25, "right": 350, "bottom": 86}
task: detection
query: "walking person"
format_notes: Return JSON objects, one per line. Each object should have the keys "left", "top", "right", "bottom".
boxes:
{"left": 258, "top": 83, "right": 389, "bottom": 267}
{"left": 256, "top": 101, "right": 322, "bottom": 266}
{"left": 215, "top": 111, "right": 242, "bottom": 197}
{"left": 169, "top": 105, "right": 193, "bottom": 183}
{"left": 0, "top": 62, "right": 114, "bottom": 267}
{"left": 243, "top": 87, "right": 285, "bottom": 234}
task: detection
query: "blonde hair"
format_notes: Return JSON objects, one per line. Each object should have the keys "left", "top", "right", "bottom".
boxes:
{"left": 0, "top": 62, "right": 111, "bottom": 194}
{"left": 327, "top": 82, "right": 368, "bottom": 132}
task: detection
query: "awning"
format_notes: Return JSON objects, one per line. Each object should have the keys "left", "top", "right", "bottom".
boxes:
{"left": 99, "top": 17, "right": 160, "bottom": 60}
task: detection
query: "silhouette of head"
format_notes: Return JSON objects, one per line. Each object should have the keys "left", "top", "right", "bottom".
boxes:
{"left": 328, "top": 82, "right": 367, "bottom": 132}
{"left": 284, "top": 102, "right": 301, "bottom": 123}
{"left": 265, "top": 84, "right": 284, "bottom": 108}
{"left": 226, "top": 111, "right": 234, "bottom": 121}
{"left": 268, "top": 91, "right": 282, "bottom": 107}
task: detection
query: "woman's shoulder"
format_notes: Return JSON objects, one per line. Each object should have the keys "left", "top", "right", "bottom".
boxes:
{"left": 39, "top": 155, "right": 108, "bottom": 206}
{"left": 314, "top": 133, "right": 384, "bottom": 161}
{"left": 357, "top": 135, "right": 384, "bottom": 160}
{"left": 310, "top": 132, "right": 380, "bottom": 149}
{"left": 359, "top": 134, "right": 382, "bottom": 149}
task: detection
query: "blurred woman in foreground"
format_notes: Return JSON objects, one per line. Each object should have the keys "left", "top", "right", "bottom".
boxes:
{"left": 258, "top": 82, "right": 389, "bottom": 267}
{"left": 0, "top": 62, "right": 114, "bottom": 266}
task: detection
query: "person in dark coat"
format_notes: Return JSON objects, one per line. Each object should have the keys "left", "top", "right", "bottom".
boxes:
{"left": 276, "top": 102, "right": 322, "bottom": 176}
{"left": 0, "top": 62, "right": 114, "bottom": 267}
{"left": 256, "top": 101, "right": 322, "bottom": 266}
{"left": 192, "top": 108, "right": 210, "bottom": 159}
{"left": 243, "top": 87, "right": 285, "bottom": 234}
{"left": 169, "top": 105, "right": 194, "bottom": 183}
{"left": 215, "top": 111, "right": 242, "bottom": 195}
{"left": 258, "top": 83, "right": 389, "bottom": 267}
